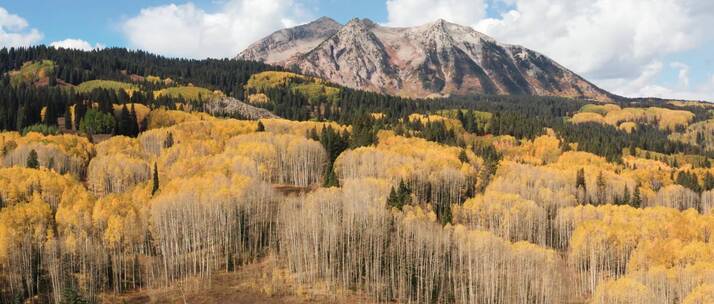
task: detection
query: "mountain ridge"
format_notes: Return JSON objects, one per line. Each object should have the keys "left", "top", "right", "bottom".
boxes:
{"left": 237, "top": 17, "right": 614, "bottom": 101}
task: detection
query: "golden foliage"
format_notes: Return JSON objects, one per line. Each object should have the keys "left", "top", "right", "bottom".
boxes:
{"left": 145, "top": 109, "right": 205, "bottom": 129}
{"left": 558, "top": 204, "right": 714, "bottom": 297}
{"left": 1, "top": 131, "right": 94, "bottom": 177}
{"left": 503, "top": 134, "right": 562, "bottom": 165}
{"left": 592, "top": 278, "right": 655, "bottom": 304}
{"left": 0, "top": 194, "right": 52, "bottom": 260}
{"left": 683, "top": 284, "right": 714, "bottom": 304}
{"left": 9, "top": 60, "right": 55, "bottom": 86}
{"left": 226, "top": 132, "right": 327, "bottom": 186}
{"left": 336, "top": 132, "right": 478, "bottom": 207}
{"left": 76, "top": 80, "right": 138, "bottom": 95}
{"left": 671, "top": 119, "right": 714, "bottom": 151}
{"left": 0, "top": 167, "right": 88, "bottom": 210}
{"left": 260, "top": 118, "right": 349, "bottom": 136}
{"left": 246, "top": 93, "right": 270, "bottom": 105}
{"left": 488, "top": 161, "right": 578, "bottom": 212}
{"left": 245, "top": 71, "right": 310, "bottom": 91}
{"left": 572, "top": 106, "right": 694, "bottom": 131}
{"left": 112, "top": 103, "right": 151, "bottom": 123}
{"left": 619, "top": 121, "right": 638, "bottom": 133}
{"left": 580, "top": 103, "right": 622, "bottom": 115}
{"left": 453, "top": 191, "right": 547, "bottom": 244}
{"left": 571, "top": 111, "right": 607, "bottom": 125}
{"left": 87, "top": 153, "right": 150, "bottom": 197}
{"left": 154, "top": 85, "right": 218, "bottom": 101}
{"left": 407, "top": 113, "right": 463, "bottom": 130}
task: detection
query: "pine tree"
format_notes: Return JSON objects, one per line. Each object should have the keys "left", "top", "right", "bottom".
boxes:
{"left": 129, "top": 103, "right": 139, "bottom": 136}
{"left": 60, "top": 285, "right": 88, "bottom": 304}
{"left": 44, "top": 101, "right": 57, "bottom": 126}
{"left": 323, "top": 166, "right": 339, "bottom": 187}
{"left": 676, "top": 171, "right": 701, "bottom": 192}
{"left": 623, "top": 186, "right": 630, "bottom": 205}
{"left": 64, "top": 103, "right": 72, "bottom": 130}
{"left": 576, "top": 168, "right": 586, "bottom": 191}
{"left": 459, "top": 149, "right": 469, "bottom": 163}
{"left": 704, "top": 172, "right": 714, "bottom": 191}
{"left": 117, "top": 104, "right": 132, "bottom": 136}
{"left": 386, "top": 180, "right": 411, "bottom": 210}
{"left": 631, "top": 184, "right": 642, "bottom": 208}
{"left": 438, "top": 203, "right": 453, "bottom": 225}
{"left": 387, "top": 186, "right": 400, "bottom": 209}
{"left": 596, "top": 171, "right": 606, "bottom": 205}
{"left": 397, "top": 180, "right": 410, "bottom": 203}
{"left": 256, "top": 121, "right": 265, "bottom": 132}
{"left": 163, "top": 132, "right": 174, "bottom": 149}
{"left": 308, "top": 127, "right": 319, "bottom": 141}
{"left": 16, "top": 105, "right": 26, "bottom": 131}
{"left": 27, "top": 149, "right": 39, "bottom": 169}
{"left": 152, "top": 162, "right": 159, "bottom": 195}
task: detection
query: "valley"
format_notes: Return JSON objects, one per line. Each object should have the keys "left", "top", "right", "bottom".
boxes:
{"left": 0, "top": 22, "right": 713, "bottom": 304}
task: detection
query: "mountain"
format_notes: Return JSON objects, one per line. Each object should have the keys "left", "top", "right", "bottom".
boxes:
{"left": 237, "top": 17, "right": 613, "bottom": 101}
{"left": 238, "top": 17, "right": 342, "bottom": 64}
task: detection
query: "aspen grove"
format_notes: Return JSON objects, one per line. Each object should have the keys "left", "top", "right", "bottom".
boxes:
{"left": 2, "top": 108, "right": 714, "bottom": 303}
{"left": 3, "top": 47, "right": 714, "bottom": 303}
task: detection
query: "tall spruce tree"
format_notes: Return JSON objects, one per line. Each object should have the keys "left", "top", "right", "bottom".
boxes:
{"left": 26, "top": 149, "right": 39, "bottom": 169}
{"left": 152, "top": 162, "right": 160, "bottom": 195}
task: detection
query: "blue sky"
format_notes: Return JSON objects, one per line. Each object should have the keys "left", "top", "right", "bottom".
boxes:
{"left": 1, "top": 0, "right": 713, "bottom": 101}
{"left": 0, "top": 0, "right": 390, "bottom": 48}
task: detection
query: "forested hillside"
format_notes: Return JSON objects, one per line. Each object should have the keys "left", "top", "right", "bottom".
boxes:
{"left": 2, "top": 46, "right": 714, "bottom": 304}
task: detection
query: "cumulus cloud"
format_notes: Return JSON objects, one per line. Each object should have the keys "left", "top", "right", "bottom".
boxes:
{"left": 0, "top": 6, "right": 42, "bottom": 47}
{"left": 50, "top": 39, "right": 105, "bottom": 51}
{"left": 474, "top": 0, "right": 713, "bottom": 81}
{"left": 121, "top": 0, "right": 310, "bottom": 59}
{"left": 600, "top": 62, "right": 714, "bottom": 101}
{"left": 670, "top": 62, "right": 690, "bottom": 88}
{"left": 384, "top": 0, "right": 714, "bottom": 100}
{"left": 385, "top": 0, "right": 486, "bottom": 27}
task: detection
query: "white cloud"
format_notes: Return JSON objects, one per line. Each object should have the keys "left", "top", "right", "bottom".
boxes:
{"left": 385, "top": 0, "right": 486, "bottom": 27}
{"left": 384, "top": 0, "right": 714, "bottom": 100}
{"left": 601, "top": 61, "right": 714, "bottom": 101}
{"left": 599, "top": 61, "right": 666, "bottom": 98}
{"left": 121, "top": 0, "right": 310, "bottom": 59}
{"left": 50, "top": 39, "right": 105, "bottom": 51}
{"left": 0, "top": 6, "right": 42, "bottom": 47}
{"left": 474, "top": 0, "right": 713, "bottom": 80}
{"left": 670, "top": 62, "right": 690, "bottom": 88}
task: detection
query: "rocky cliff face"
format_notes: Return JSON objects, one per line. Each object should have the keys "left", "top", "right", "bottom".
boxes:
{"left": 238, "top": 17, "right": 612, "bottom": 101}
{"left": 237, "top": 17, "right": 342, "bottom": 65}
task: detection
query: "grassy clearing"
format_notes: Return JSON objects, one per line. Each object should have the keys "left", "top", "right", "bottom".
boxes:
{"left": 76, "top": 80, "right": 138, "bottom": 94}
{"left": 246, "top": 71, "right": 341, "bottom": 103}
{"left": 154, "top": 86, "right": 217, "bottom": 101}
{"left": 9, "top": 60, "right": 56, "bottom": 86}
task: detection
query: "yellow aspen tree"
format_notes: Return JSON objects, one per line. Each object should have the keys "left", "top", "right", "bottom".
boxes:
{"left": 453, "top": 191, "right": 547, "bottom": 245}
{"left": 683, "top": 284, "right": 714, "bottom": 304}
{"left": 87, "top": 154, "right": 150, "bottom": 197}
{"left": 653, "top": 185, "right": 700, "bottom": 210}
{"left": 592, "top": 278, "right": 656, "bottom": 304}
{"left": 0, "top": 194, "right": 52, "bottom": 299}
{"left": 227, "top": 133, "right": 327, "bottom": 187}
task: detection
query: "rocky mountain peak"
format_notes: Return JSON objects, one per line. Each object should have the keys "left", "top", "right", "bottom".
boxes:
{"left": 237, "top": 17, "right": 613, "bottom": 101}
{"left": 313, "top": 16, "right": 340, "bottom": 26}
{"left": 235, "top": 17, "right": 342, "bottom": 64}
{"left": 343, "top": 18, "right": 378, "bottom": 31}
